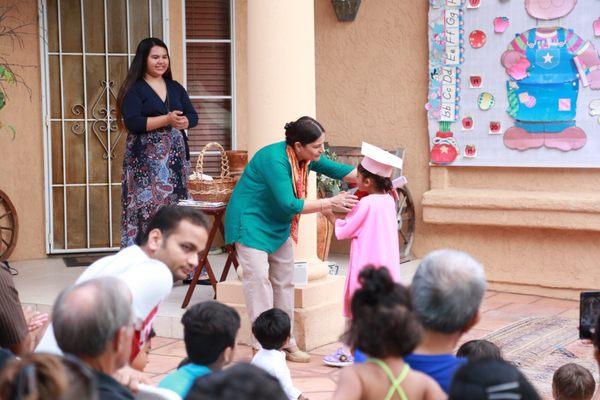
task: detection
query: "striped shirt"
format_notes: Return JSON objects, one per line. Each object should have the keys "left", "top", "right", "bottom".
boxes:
{"left": 508, "top": 28, "right": 587, "bottom": 55}
{"left": 0, "top": 263, "right": 27, "bottom": 348}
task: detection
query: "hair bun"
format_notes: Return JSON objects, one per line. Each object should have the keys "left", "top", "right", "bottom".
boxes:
{"left": 284, "top": 122, "right": 293, "bottom": 131}
{"left": 357, "top": 266, "right": 395, "bottom": 303}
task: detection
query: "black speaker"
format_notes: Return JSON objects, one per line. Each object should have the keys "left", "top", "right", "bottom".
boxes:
{"left": 579, "top": 291, "right": 600, "bottom": 340}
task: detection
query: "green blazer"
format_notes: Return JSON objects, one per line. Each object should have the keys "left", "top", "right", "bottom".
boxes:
{"left": 224, "top": 141, "right": 353, "bottom": 254}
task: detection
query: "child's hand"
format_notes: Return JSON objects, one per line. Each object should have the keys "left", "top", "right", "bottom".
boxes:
{"left": 113, "top": 365, "right": 150, "bottom": 393}
{"left": 321, "top": 208, "right": 335, "bottom": 217}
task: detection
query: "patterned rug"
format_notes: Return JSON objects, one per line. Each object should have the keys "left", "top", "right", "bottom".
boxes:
{"left": 483, "top": 317, "right": 597, "bottom": 399}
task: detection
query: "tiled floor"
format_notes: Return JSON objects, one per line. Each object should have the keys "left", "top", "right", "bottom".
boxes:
{"left": 143, "top": 290, "right": 586, "bottom": 400}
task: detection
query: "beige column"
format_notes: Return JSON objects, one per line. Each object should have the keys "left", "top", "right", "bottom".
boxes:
{"left": 168, "top": 1, "right": 184, "bottom": 81}
{"left": 247, "top": 0, "right": 321, "bottom": 265}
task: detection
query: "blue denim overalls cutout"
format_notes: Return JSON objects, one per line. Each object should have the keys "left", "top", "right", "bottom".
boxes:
{"left": 507, "top": 28, "right": 579, "bottom": 133}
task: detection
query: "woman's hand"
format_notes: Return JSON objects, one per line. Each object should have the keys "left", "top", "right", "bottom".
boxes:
{"left": 167, "top": 110, "right": 188, "bottom": 129}
{"left": 329, "top": 191, "right": 359, "bottom": 213}
{"left": 302, "top": 193, "right": 358, "bottom": 215}
{"left": 174, "top": 117, "right": 189, "bottom": 130}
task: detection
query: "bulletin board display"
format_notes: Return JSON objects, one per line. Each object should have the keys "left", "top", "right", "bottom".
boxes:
{"left": 426, "top": 0, "right": 600, "bottom": 167}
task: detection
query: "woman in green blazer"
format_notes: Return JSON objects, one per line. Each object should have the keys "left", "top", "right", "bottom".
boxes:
{"left": 225, "top": 116, "right": 358, "bottom": 362}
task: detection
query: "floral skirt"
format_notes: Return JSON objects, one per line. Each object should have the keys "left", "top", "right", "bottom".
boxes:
{"left": 120, "top": 127, "right": 190, "bottom": 248}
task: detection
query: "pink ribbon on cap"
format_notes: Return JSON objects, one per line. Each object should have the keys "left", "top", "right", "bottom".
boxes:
{"left": 393, "top": 176, "right": 407, "bottom": 189}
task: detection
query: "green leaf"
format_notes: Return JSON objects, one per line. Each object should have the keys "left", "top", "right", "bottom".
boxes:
{"left": 3, "top": 69, "right": 14, "bottom": 84}
{"left": 0, "top": 91, "right": 5, "bottom": 109}
{"left": 7, "top": 125, "right": 16, "bottom": 140}
{"left": 0, "top": 66, "right": 14, "bottom": 83}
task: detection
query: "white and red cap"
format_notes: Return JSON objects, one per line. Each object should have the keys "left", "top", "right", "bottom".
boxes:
{"left": 360, "top": 142, "right": 403, "bottom": 178}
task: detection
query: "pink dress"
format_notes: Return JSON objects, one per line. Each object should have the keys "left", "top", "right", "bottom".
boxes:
{"left": 335, "top": 193, "right": 401, "bottom": 317}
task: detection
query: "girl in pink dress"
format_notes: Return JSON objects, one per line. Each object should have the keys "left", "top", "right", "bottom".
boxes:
{"left": 322, "top": 142, "right": 404, "bottom": 367}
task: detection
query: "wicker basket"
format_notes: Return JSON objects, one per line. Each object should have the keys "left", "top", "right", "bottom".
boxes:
{"left": 188, "top": 142, "right": 236, "bottom": 203}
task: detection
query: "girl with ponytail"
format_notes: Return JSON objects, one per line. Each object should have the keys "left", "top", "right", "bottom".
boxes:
{"left": 332, "top": 266, "right": 446, "bottom": 400}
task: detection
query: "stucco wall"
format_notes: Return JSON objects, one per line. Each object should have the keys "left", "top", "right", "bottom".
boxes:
{"left": 314, "top": 0, "right": 600, "bottom": 299}
{"left": 0, "top": 3, "right": 46, "bottom": 260}
{"left": 314, "top": 0, "right": 431, "bottom": 255}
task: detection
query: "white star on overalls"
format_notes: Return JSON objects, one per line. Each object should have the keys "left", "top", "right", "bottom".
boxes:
{"left": 543, "top": 52, "right": 554, "bottom": 64}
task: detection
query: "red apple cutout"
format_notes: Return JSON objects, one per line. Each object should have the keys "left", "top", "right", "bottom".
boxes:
{"left": 464, "top": 145, "right": 477, "bottom": 158}
{"left": 462, "top": 117, "right": 474, "bottom": 130}
{"left": 469, "top": 76, "right": 482, "bottom": 88}
{"left": 489, "top": 121, "right": 502, "bottom": 134}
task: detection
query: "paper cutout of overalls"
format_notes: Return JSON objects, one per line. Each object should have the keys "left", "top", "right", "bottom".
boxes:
{"left": 501, "top": 0, "right": 600, "bottom": 152}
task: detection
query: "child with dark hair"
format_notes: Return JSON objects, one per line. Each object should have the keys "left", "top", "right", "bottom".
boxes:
{"left": 322, "top": 143, "right": 405, "bottom": 367}
{"left": 159, "top": 301, "right": 240, "bottom": 398}
{"left": 186, "top": 363, "right": 287, "bottom": 400}
{"left": 251, "top": 308, "right": 306, "bottom": 400}
{"left": 0, "top": 353, "right": 98, "bottom": 400}
{"left": 332, "top": 267, "right": 445, "bottom": 400}
{"left": 552, "top": 363, "right": 595, "bottom": 400}
{"left": 449, "top": 359, "right": 540, "bottom": 400}
{"left": 131, "top": 328, "right": 156, "bottom": 371}
{"left": 456, "top": 339, "right": 503, "bottom": 362}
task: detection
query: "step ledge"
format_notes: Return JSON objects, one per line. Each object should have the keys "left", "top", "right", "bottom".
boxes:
{"left": 423, "top": 188, "right": 600, "bottom": 231}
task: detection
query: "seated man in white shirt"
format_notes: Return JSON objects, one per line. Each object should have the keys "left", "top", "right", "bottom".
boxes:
{"left": 37, "top": 205, "right": 209, "bottom": 364}
{"left": 251, "top": 308, "right": 306, "bottom": 400}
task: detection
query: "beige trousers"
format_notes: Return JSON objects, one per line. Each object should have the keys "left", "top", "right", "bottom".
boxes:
{"left": 235, "top": 239, "right": 296, "bottom": 349}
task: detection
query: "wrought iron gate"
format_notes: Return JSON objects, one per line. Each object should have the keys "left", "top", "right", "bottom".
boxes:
{"left": 40, "top": 0, "right": 167, "bottom": 253}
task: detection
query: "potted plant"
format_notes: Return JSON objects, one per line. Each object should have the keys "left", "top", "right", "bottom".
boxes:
{"left": 316, "top": 147, "right": 343, "bottom": 261}
{"left": 316, "top": 147, "right": 343, "bottom": 198}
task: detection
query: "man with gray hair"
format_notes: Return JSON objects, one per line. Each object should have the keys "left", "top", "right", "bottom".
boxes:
{"left": 53, "top": 277, "right": 135, "bottom": 400}
{"left": 405, "top": 249, "right": 487, "bottom": 394}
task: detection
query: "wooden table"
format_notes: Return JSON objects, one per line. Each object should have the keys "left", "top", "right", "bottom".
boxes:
{"left": 181, "top": 205, "right": 239, "bottom": 308}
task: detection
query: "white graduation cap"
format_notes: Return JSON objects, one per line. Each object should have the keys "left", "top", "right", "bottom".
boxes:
{"left": 360, "top": 142, "right": 403, "bottom": 178}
